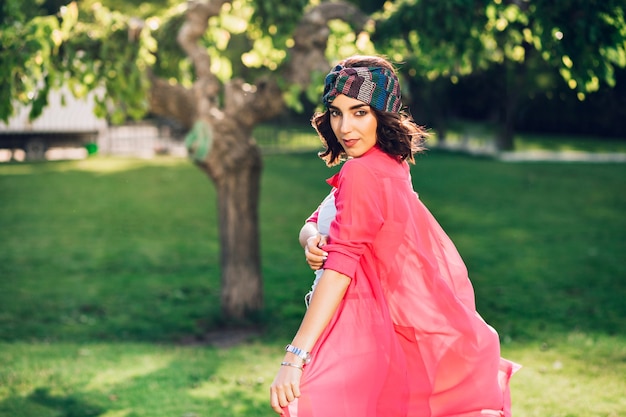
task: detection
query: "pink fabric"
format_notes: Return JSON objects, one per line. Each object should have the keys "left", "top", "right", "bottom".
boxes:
{"left": 288, "top": 147, "right": 519, "bottom": 417}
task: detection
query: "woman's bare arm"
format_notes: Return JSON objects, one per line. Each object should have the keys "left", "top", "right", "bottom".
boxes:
{"left": 270, "top": 269, "right": 351, "bottom": 413}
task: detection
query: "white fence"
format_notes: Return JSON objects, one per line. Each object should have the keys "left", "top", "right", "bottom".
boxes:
{"left": 99, "top": 123, "right": 187, "bottom": 158}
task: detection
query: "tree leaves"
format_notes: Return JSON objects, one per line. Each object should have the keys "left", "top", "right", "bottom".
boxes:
{"left": 0, "top": 0, "right": 68, "bottom": 122}
{"left": 374, "top": 0, "right": 626, "bottom": 100}
{"left": 2, "top": 0, "right": 624, "bottom": 126}
{"left": 0, "top": 1, "right": 157, "bottom": 124}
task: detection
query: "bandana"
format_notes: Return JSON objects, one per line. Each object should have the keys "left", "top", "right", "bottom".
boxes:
{"left": 322, "top": 65, "right": 402, "bottom": 113}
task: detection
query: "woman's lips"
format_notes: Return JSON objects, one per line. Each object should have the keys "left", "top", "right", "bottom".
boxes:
{"left": 343, "top": 139, "right": 358, "bottom": 147}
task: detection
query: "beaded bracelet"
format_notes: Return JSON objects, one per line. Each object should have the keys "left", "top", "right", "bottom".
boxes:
{"left": 281, "top": 361, "right": 303, "bottom": 370}
{"left": 285, "top": 344, "right": 311, "bottom": 365}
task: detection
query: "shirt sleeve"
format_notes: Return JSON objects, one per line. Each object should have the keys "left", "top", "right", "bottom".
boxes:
{"left": 322, "top": 159, "right": 385, "bottom": 278}
{"left": 305, "top": 209, "right": 320, "bottom": 225}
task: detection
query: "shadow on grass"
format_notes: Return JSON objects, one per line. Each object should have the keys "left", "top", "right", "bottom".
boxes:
{"left": 0, "top": 383, "right": 271, "bottom": 417}
{"left": 0, "top": 388, "right": 104, "bottom": 417}
{"left": 0, "top": 353, "right": 271, "bottom": 417}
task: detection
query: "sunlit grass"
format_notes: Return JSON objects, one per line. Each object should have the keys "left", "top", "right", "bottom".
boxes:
{"left": 507, "top": 333, "right": 626, "bottom": 417}
{"left": 1, "top": 335, "right": 624, "bottom": 417}
{"left": 0, "top": 155, "right": 188, "bottom": 175}
{"left": 0, "top": 342, "right": 277, "bottom": 417}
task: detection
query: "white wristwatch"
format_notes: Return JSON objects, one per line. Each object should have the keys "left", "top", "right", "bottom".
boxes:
{"left": 285, "top": 344, "right": 311, "bottom": 365}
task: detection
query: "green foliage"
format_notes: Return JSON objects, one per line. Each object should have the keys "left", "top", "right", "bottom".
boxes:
{"left": 83, "top": 0, "right": 178, "bottom": 18}
{"left": 375, "top": 0, "right": 490, "bottom": 80}
{"left": 0, "top": 0, "right": 325, "bottom": 125}
{"left": 142, "top": 0, "right": 306, "bottom": 84}
{"left": 3, "top": 0, "right": 624, "bottom": 128}
{"left": 345, "top": 0, "right": 386, "bottom": 14}
{"left": 532, "top": 0, "right": 626, "bottom": 97}
{"left": 251, "top": 0, "right": 309, "bottom": 34}
{"left": 282, "top": 83, "right": 306, "bottom": 113}
{"left": 0, "top": 0, "right": 25, "bottom": 24}
{"left": 73, "top": 4, "right": 156, "bottom": 123}
{"left": 0, "top": 1, "right": 156, "bottom": 124}
{"left": 0, "top": 1, "right": 73, "bottom": 122}
{"left": 281, "top": 19, "right": 377, "bottom": 113}
{"left": 149, "top": 9, "right": 191, "bottom": 82}
{"left": 326, "top": 19, "right": 377, "bottom": 63}
{"left": 0, "top": 0, "right": 72, "bottom": 22}
{"left": 375, "top": 0, "right": 626, "bottom": 96}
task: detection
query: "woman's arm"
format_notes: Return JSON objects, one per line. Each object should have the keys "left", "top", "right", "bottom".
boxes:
{"left": 299, "top": 222, "right": 328, "bottom": 270}
{"left": 270, "top": 268, "right": 351, "bottom": 414}
{"left": 299, "top": 222, "right": 319, "bottom": 249}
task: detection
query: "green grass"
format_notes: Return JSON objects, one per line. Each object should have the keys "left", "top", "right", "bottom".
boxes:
{"left": 1, "top": 151, "right": 625, "bottom": 417}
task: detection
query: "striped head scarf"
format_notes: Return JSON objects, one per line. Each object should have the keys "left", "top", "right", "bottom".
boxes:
{"left": 322, "top": 65, "right": 402, "bottom": 113}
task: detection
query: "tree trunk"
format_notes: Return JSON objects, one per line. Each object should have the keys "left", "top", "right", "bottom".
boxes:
{"left": 496, "top": 51, "right": 528, "bottom": 151}
{"left": 189, "top": 112, "right": 270, "bottom": 321}
{"left": 496, "top": 107, "right": 516, "bottom": 151}
{"left": 214, "top": 145, "right": 263, "bottom": 319}
{"left": 426, "top": 78, "right": 449, "bottom": 144}
{"left": 166, "top": 0, "right": 368, "bottom": 322}
{"left": 188, "top": 116, "right": 268, "bottom": 321}
{"left": 496, "top": 63, "right": 519, "bottom": 151}
{"left": 405, "top": 73, "right": 449, "bottom": 143}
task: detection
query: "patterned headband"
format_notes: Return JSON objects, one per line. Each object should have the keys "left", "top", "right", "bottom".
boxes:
{"left": 322, "top": 65, "right": 402, "bottom": 113}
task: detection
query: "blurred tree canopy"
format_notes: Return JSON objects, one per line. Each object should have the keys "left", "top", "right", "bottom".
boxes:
{"left": 2, "top": 0, "right": 624, "bottom": 139}
{"left": 0, "top": 0, "right": 155, "bottom": 124}
{"left": 373, "top": 0, "right": 626, "bottom": 149}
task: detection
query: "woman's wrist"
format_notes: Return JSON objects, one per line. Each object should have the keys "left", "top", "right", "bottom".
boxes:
{"left": 280, "top": 361, "right": 303, "bottom": 370}
{"left": 285, "top": 344, "right": 312, "bottom": 365}
{"left": 283, "top": 351, "right": 303, "bottom": 364}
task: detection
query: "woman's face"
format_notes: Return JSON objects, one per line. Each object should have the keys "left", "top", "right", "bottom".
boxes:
{"left": 329, "top": 94, "right": 378, "bottom": 159}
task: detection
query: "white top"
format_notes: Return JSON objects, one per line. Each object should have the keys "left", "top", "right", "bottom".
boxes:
{"left": 305, "top": 191, "right": 336, "bottom": 306}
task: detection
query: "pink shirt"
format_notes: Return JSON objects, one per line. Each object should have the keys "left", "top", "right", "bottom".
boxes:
{"left": 290, "top": 146, "right": 518, "bottom": 417}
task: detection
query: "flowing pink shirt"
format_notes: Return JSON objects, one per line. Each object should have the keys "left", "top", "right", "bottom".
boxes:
{"left": 287, "top": 146, "right": 519, "bottom": 417}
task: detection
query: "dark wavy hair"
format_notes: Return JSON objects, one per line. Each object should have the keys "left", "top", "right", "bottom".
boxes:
{"left": 312, "top": 55, "right": 428, "bottom": 167}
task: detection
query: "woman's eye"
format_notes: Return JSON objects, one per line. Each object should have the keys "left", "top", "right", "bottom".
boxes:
{"left": 330, "top": 110, "right": 340, "bottom": 117}
{"left": 355, "top": 110, "right": 367, "bottom": 116}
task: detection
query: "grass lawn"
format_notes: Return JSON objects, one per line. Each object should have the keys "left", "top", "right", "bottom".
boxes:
{"left": 0, "top": 150, "right": 625, "bottom": 417}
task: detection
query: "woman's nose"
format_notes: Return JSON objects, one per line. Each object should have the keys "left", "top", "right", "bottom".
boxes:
{"left": 339, "top": 116, "right": 352, "bottom": 133}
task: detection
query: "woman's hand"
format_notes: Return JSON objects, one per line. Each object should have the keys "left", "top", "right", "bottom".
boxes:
{"left": 270, "top": 362, "right": 303, "bottom": 414}
{"left": 269, "top": 270, "right": 351, "bottom": 414}
{"left": 305, "top": 234, "right": 328, "bottom": 270}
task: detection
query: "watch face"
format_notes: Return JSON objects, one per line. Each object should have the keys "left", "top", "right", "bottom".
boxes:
{"left": 286, "top": 344, "right": 311, "bottom": 363}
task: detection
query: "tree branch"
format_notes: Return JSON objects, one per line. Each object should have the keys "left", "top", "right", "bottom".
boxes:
{"left": 284, "top": 1, "right": 370, "bottom": 89}
{"left": 148, "top": 73, "right": 197, "bottom": 129}
{"left": 177, "top": 0, "right": 230, "bottom": 113}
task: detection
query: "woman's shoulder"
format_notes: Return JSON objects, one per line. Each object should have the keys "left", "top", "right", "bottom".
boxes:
{"left": 342, "top": 148, "right": 405, "bottom": 177}
{"left": 338, "top": 157, "right": 376, "bottom": 181}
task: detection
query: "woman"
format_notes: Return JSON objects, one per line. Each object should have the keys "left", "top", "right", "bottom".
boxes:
{"left": 270, "top": 55, "right": 519, "bottom": 417}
